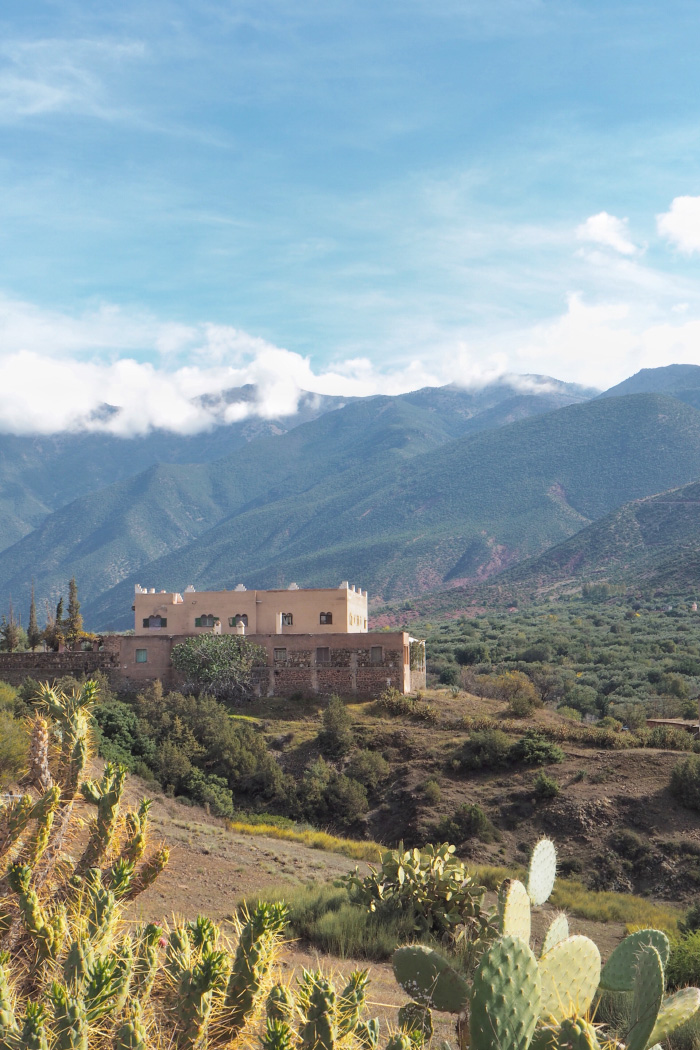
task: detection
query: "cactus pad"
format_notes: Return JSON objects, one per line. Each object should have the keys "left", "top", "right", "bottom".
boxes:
{"left": 625, "top": 945, "right": 664, "bottom": 1050}
{"left": 539, "top": 935, "right": 601, "bottom": 1023}
{"left": 469, "top": 934, "right": 541, "bottom": 1050}
{"left": 541, "top": 913, "right": 569, "bottom": 957}
{"left": 398, "top": 1002, "right": 433, "bottom": 1042}
{"left": 393, "top": 945, "right": 468, "bottom": 1013}
{"left": 648, "top": 987, "right": 700, "bottom": 1046}
{"left": 498, "top": 879, "right": 531, "bottom": 943}
{"left": 598, "top": 929, "right": 670, "bottom": 992}
{"left": 527, "top": 838, "right": 557, "bottom": 907}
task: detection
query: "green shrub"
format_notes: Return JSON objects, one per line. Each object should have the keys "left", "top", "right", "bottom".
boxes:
{"left": 0, "top": 711, "right": 27, "bottom": 787}
{"left": 667, "top": 931, "right": 700, "bottom": 990}
{"left": 533, "top": 771, "right": 560, "bottom": 799}
{"left": 556, "top": 705, "right": 583, "bottom": 721}
{"left": 509, "top": 729, "right": 565, "bottom": 766}
{"left": 318, "top": 695, "right": 354, "bottom": 757}
{"left": 422, "top": 779, "right": 442, "bottom": 804}
{"left": 647, "top": 725, "right": 694, "bottom": 751}
{"left": 433, "top": 803, "right": 498, "bottom": 844}
{"left": 439, "top": 666, "right": 459, "bottom": 686}
{"left": 345, "top": 749, "right": 389, "bottom": 791}
{"left": 454, "top": 643, "right": 489, "bottom": 665}
{"left": 374, "top": 688, "right": 414, "bottom": 717}
{"left": 670, "top": 755, "right": 700, "bottom": 811}
{"left": 453, "top": 729, "right": 511, "bottom": 772}
{"left": 508, "top": 692, "right": 537, "bottom": 717}
{"left": 680, "top": 901, "right": 700, "bottom": 936}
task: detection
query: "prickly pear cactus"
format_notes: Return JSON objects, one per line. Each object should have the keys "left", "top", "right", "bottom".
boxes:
{"left": 555, "top": 1016, "right": 602, "bottom": 1050}
{"left": 539, "top": 935, "right": 601, "bottom": 1025}
{"left": 625, "top": 944, "right": 664, "bottom": 1050}
{"left": 540, "top": 912, "right": 569, "bottom": 957}
{"left": 398, "top": 1002, "right": 433, "bottom": 1043}
{"left": 497, "top": 879, "right": 531, "bottom": 942}
{"left": 393, "top": 945, "right": 469, "bottom": 1013}
{"left": 648, "top": 987, "right": 700, "bottom": 1047}
{"left": 598, "top": 928, "right": 670, "bottom": 992}
{"left": 527, "top": 838, "right": 557, "bottom": 907}
{"left": 469, "top": 934, "right": 541, "bottom": 1050}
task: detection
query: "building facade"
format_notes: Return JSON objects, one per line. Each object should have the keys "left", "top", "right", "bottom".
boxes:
{"left": 134, "top": 581, "right": 368, "bottom": 636}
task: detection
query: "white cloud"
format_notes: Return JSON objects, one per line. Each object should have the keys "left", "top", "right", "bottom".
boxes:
{"left": 576, "top": 212, "right": 637, "bottom": 255}
{"left": 657, "top": 195, "right": 700, "bottom": 253}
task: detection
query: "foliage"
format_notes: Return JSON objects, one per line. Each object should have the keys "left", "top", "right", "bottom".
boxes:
{"left": 345, "top": 750, "right": 389, "bottom": 791}
{"left": 510, "top": 730, "right": 565, "bottom": 766}
{"left": 452, "top": 730, "right": 511, "bottom": 772}
{"left": 533, "top": 771, "right": 560, "bottom": 799}
{"left": 670, "top": 755, "right": 700, "bottom": 811}
{"left": 65, "top": 576, "right": 83, "bottom": 646}
{"left": 0, "top": 710, "right": 27, "bottom": 787}
{"left": 432, "top": 804, "right": 498, "bottom": 845}
{"left": 318, "top": 696, "right": 354, "bottom": 758}
{"left": 27, "top": 582, "right": 41, "bottom": 652}
{"left": 171, "top": 634, "right": 267, "bottom": 701}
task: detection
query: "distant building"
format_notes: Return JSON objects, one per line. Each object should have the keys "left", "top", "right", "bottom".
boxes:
{"left": 133, "top": 581, "right": 368, "bottom": 636}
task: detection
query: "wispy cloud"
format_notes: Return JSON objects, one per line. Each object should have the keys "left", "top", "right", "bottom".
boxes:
{"left": 0, "top": 38, "right": 145, "bottom": 122}
{"left": 576, "top": 212, "right": 638, "bottom": 255}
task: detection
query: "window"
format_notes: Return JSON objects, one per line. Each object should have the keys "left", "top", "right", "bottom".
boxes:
{"left": 143, "top": 615, "right": 166, "bottom": 629}
{"left": 135, "top": 649, "right": 147, "bottom": 664}
{"left": 370, "top": 646, "right": 383, "bottom": 666}
{"left": 320, "top": 612, "right": 332, "bottom": 625}
{"left": 195, "top": 614, "right": 217, "bottom": 628}
{"left": 274, "top": 648, "right": 287, "bottom": 664}
{"left": 281, "top": 613, "right": 293, "bottom": 626}
{"left": 316, "top": 646, "right": 330, "bottom": 665}
{"left": 228, "top": 614, "right": 248, "bottom": 627}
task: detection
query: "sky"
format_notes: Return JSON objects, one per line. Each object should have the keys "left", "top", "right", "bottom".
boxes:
{"left": 2, "top": 0, "right": 700, "bottom": 434}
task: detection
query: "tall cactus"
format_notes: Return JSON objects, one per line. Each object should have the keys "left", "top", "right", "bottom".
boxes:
{"left": 220, "top": 902, "right": 289, "bottom": 1037}
{"left": 77, "top": 763, "right": 128, "bottom": 873}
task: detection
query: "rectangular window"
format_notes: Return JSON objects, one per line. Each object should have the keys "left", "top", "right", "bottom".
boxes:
{"left": 135, "top": 649, "right": 147, "bottom": 664}
{"left": 281, "top": 613, "right": 293, "bottom": 626}
{"left": 320, "top": 612, "right": 332, "bottom": 625}
{"left": 160, "top": 618, "right": 167, "bottom": 628}
{"left": 370, "top": 646, "right": 383, "bottom": 666}
{"left": 274, "top": 648, "right": 287, "bottom": 664}
{"left": 194, "top": 617, "right": 202, "bottom": 627}
{"left": 142, "top": 618, "right": 149, "bottom": 628}
{"left": 316, "top": 647, "right": 330, "bottom": 665}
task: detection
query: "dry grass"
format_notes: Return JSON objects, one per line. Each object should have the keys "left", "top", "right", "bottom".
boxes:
{"left": 228, "top": 821, "right": 382, "bottom": 861}
{"left": 550, "top": 879, "right": 681, "bottom": 932}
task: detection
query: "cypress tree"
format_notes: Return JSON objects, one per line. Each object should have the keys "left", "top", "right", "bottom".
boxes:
{"left": 1, "top": 601, "right": 20, "bottom": 652}
{"left": 27, "top": 582, "right": 41, "bottom": 652}
{"left": 65, "top": 577, "right": 83, "bottom": 646}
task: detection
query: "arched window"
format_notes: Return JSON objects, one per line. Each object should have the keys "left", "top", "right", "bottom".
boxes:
{"left": 228, "top": 614, "right": 249, "bottom": 627}
{"left": 195, "top": 613, "right": 218, "bottom": 628}
{"left": 320, "top": 612, "right": 332, "bottom": 625}
{"left": 143, "top": 615, "right": 167, "bottom": 629}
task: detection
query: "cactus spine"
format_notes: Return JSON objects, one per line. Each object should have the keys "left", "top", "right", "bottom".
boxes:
{"left": 221, "top": 902, "right": 288, "bottom": 1036}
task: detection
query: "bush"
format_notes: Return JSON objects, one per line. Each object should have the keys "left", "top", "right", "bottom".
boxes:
{"left": 453, "top": 729, "right": 511, "bottom": 772}
{"left": 0, "top": 711, "right": 27, "bottom": 787}
{"left": 680, "top": 901, "right": 700, "bottom": 936}
{"left": 423, "top": 779, "right": 442, "bottom": 804}
{"left": 439, "top": 666, "right": 459, "bottom": 686}
{"left": 508, "top": 692, "right": 537, "bottom": 718}
{"left": 345, "top": 749, "right": 389, "bottom": 791}
{"left": 433, "top": 803, "right": 498, "bottom": 844}
{"left": 556, "top": 705, "right": 583, "bottom": 722}
{"left": 647, "top": 725, "right": 694, "bottom": 751}
{"left": 374, "top": 687, "right": 414, "bottom": 717}
{"left": 318, "top": 695, "right": 354, "bottom": 757}
{"left": 670, "top": 755, "right": 700, "bottom": 811}
{"left": 533, "top": 771, "right": 560, "bottom": 799}
{"left": 667, "top": 931, "right": 700, "bottom": 989}
{"left": 170, "top": 634, "right": 266, "bottom": 700}
{"left": 509, "top": 730, "right": 565, "bottom": 766}
{"left": 455, "top": 643, "right": 489, "bottom": 666}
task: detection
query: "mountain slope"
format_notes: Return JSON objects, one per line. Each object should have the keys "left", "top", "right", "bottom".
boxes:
{"left": 481, "top": 477, "right": 700, "bottom": 597}
{"left": 599, "top": 363, "right": 700, "bottom": 409}
{"left": 0, "top": 376, "right": 591, "bottom": 554}
{"left": 78, "top": 392, "right": 700, "bottom": 628}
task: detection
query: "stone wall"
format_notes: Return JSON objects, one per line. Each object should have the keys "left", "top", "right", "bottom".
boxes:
{"left": 0, "top": 647, "right": 120, "bottom": 685}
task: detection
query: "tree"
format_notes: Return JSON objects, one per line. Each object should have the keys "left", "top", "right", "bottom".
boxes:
{"left": 65, "top": 576, "right": 83, "bottom": 646}
{"left": 318, "top": 695, "right": 354, "bottom": 757}
{"left": 170, "top": 634, "right": 267, "bottom": 701}
{"left": 0, "top": 602, "right": 21, "bottom": 652}
{"left": 27, "top": 581, "right": 41, "bottom": 652}
{"left": 43, "top": 599, "right": 64, "bottom": 652}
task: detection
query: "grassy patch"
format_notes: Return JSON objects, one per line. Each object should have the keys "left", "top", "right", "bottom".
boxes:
{"left": 228, "top": 820, "right": 382, "bottom": 861}
{"left": 550, "top": 880, "right": 681, "bottom": 932}
{"left": 245, "top": 882, "right": 418, "bottom": 960}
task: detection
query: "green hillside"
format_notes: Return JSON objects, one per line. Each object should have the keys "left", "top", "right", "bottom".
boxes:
{"left": 484, "top": 478, "right": 700, "bottom": 598}
{"left": 81, "top": 392, "right": 700, "bottom": 628}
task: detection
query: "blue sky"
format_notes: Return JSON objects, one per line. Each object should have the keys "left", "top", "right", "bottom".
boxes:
{"left": 1, "top": 0, "right": 700, "bottom": 433}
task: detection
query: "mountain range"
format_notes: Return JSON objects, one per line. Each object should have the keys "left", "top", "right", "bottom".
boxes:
{"left": 1, "top": 365, "right": 700, "bottom": 630}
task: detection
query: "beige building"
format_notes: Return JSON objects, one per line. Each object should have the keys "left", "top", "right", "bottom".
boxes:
{"left": 134, "top": 581, "right": 369, "bottom": 636}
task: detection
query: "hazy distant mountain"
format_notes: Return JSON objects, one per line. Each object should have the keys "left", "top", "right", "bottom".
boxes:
{"left": 599, "top": 364, "right": 700, "bottom": 410}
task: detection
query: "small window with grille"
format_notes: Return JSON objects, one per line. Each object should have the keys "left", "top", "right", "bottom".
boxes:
{"left": 316, "top": 646, "right": 330, "bottom": 664}
{"left": 370, "top": 646, "right": 383, "bottom": 665}
{"left": 320, "top": 612, "right": 332, "bottom": 624}
{"left": 274, "top": 648, "right": 287, "bottom": 664}
{"left": 281, "top": 613, "right": 293, "bottom": 626}
{"left": 135, "top": 649, "right": 147, "bottom": 664}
